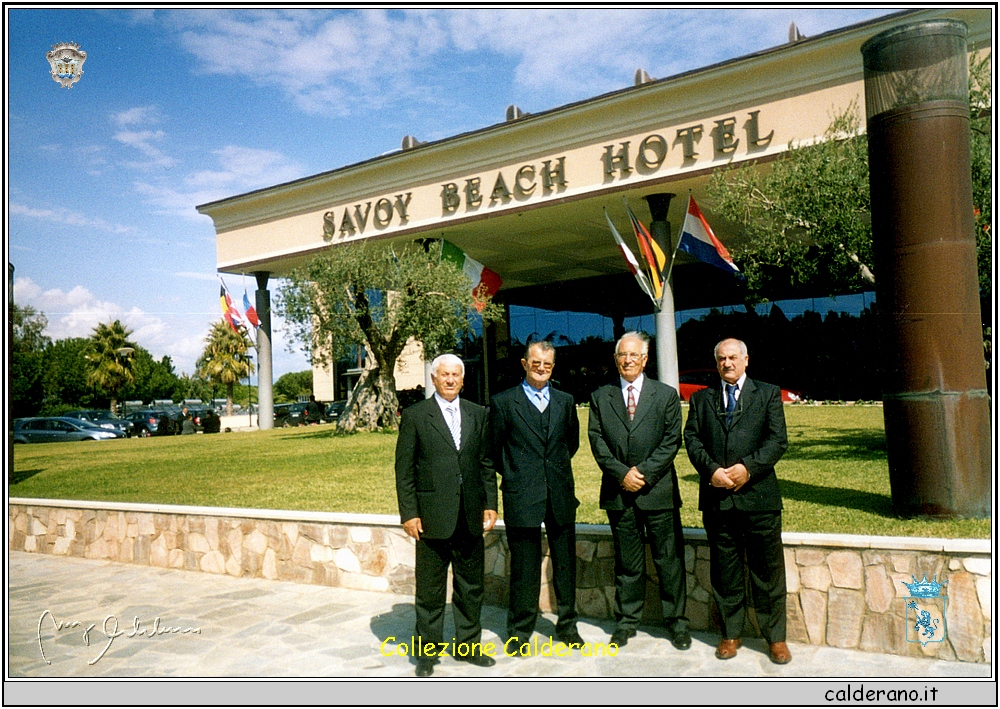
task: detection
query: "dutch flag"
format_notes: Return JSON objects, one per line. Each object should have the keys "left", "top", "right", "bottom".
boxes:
{"left": 677, "top": 196, "right": 744, "bottom": 280}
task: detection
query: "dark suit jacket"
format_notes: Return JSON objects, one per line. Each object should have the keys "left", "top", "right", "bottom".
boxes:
{"left": 684, "top": 377, "right": 788, "bottom": 512}
{"left": 587, "top": 378, "right": 683, "bottom": 511}
{"left": 490, "top": 384, "right": 579, "bottom": 528}
{"left": 395, "top": 396, "right": 498, "bottom": 539}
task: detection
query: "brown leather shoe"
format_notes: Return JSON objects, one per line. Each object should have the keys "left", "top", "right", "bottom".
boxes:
{"left": 768, "top": 641, "right": 792, "bottom": 664}
{"left": 715, "top": 638, "right": 742, "bottom": 660}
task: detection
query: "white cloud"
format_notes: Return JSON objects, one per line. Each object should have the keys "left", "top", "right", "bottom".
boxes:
{"left": 113, "top": 128, "right": 177, "bottom": 169}
{"left": 111, "top": 105, "right": 163, "bottom": 127}
{"left": 133, "top": 145, "right": 304, "bottom": 219}
{"left": 9, "top": 201, "right": 134, "bottom": 234}
{"left": 13, "top": 276, "right": 197, "bottom": 369}
{"left": 13, "top": 276, "right": 311, "bottom": 378}
{"left": 165, "top": 8, "right": 895, "bottom": 116}
{"left": 172, "top": 9, "right": 450, "bottom": 116}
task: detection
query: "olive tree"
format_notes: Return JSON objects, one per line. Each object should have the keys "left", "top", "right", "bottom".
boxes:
{"left": 278, "top": 240, "right": 499, "bottom": 432}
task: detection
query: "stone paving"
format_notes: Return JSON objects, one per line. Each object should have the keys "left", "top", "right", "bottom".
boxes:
{"left": 8, "top": 552, "right": 989, "bottom": 681}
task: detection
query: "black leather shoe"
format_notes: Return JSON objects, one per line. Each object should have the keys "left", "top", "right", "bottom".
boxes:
{"left": 609, "top": 627, "right": 637, "bottom": 647}
{"left": 454, "top": 652, "right": 496, "bottom": 668}
{"left": 415, "top": 660, "right": 435, "bottom": 677}
{"left": 669, "top": 628, "right": 692, "bottom": 651}
{"left": 556, "top": 629, "right": 586, "bottom": 647}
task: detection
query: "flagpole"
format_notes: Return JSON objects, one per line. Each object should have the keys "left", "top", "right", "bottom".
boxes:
{"left": 662, "top": 191, "right": 691, "bottom": 285}
{"left": 645, "top": 193, "right": 680, "bottom": 393}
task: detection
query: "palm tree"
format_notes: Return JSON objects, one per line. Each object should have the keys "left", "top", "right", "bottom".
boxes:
{"left": 197, "top": 320, "right": 252, "bottom": 416}
{"left": 85, "top": 320, "right": 137, "bottom": 415}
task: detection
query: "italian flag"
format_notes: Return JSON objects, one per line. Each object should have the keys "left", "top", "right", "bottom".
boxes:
{"left": 440, "top": 240, "right": 503, "bottom": 309}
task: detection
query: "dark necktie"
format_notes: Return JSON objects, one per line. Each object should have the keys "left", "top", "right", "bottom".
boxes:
{"left": 627, "top": 385, "right": 636, "bottom": 421}
{"left": 726, "top": 383, "right": 738, "bottom": 424}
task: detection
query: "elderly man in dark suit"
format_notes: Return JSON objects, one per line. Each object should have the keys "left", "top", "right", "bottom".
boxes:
{"left": 588, "top": 331, "right": 690, "bottom": 651}
{"left": 395, "top": 353, "right": 498, "bottom": 677}
{"left": 491, "top": 340, "right": 584, "bottom": 655}
{"left": 684, "top": 338, "right": 790, "bottom": 664}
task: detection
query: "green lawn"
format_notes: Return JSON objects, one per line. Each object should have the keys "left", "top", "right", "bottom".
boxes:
{"left": 10, "top": 406, "right": 990, "bottom": 538}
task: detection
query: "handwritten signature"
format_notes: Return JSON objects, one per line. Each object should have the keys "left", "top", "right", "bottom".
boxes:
{"left": 37, "top": 610, "right": 202, "bottom": 665}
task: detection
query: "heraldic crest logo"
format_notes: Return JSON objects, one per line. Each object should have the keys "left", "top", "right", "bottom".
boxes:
{"left": 901, "top": 575, "right": 947, "bottom": 647}
{"left": 46, "top": 42, "right": 86, "bottom": 88}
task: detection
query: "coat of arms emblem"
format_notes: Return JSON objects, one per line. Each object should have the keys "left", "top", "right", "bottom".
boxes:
{"left": 46, "top": 42, "right": 86, "bottom": 88}
{"left": 902, "top": 574, "right": 947, "bottom": 646}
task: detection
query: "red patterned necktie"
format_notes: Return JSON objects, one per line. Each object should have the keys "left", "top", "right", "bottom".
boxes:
{"left": 627, "top": 385, "right": 636, "bottom": 421}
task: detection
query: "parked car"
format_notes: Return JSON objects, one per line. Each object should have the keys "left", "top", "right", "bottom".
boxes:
{"left": 677, "top": 369, "right": 806, "bottom": 402}
{"left": 13, "top": 417, "right": 126, "bottom": 444}
{"left": 187, "top": 406, "right": 213, "bottom": 431}
{"left": 124, "top": 410, "right": 176, "bottom": 437}
{"left": 324, "top": 400, "right": 347, "bottom": 423}
{"left": 62, "top": 409, "right": 132, "bottom": 437}
{"left": 273, "top": 402, "right": 309, "bottom": 427}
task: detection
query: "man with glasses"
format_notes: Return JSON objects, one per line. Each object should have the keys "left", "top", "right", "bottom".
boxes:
{"left": 587, "top": 331, "right": 690, "bottom": 651}
{"left": 490, "top": 340, "right": 584, "bottom": 656}
{"left": 684, "top": 338, "right": 790, "bottom": 664}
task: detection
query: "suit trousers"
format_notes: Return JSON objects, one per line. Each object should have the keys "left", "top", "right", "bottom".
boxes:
{"left": 703, "top": 508, "right": 786, "bottom": 642}
{"left": 607, "top": 506, "right": 688, "bottom": 633}
{"left": 414, "top": 496, "right": 485, "bottom": 648}
{"left": 505, "top": 498, "right": 577, "bottom": 641}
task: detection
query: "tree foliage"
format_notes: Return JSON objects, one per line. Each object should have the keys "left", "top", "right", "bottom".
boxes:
{"left": 11, "top": 303, "right": 52, "bottom": 416}
{"left": 707, "top": 51, "right": 991, "bottom": 302}
{"left": 278, "top": 240, "right": 500, "bottom": 432}
{"left": 123, "top": 351, "right": 181, "bottom": 405}
{"left": 968, "top": 52, "right": 992, "bottom": 295}
{"left": 84, "top": 320, "right": 137, "bottom": 415}
{"left": 12, "top": 302, "right": 51, "bottom": 354}
{"left": 196, "top": 319, "right": 252, "bottom": 416}
{"left": 707, "top": 103, "right": 874, "bottom": 302}
{"left": 274, "top": 370, "right": 314, "bottom": 403}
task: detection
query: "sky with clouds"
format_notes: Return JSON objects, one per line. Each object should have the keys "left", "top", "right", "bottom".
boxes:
{"left": 7, "top": 7, "right": 898, "bottom": 378}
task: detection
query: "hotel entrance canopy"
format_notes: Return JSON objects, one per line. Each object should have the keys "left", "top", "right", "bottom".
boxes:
{"left": 198, "top": 8, "right": 988, "bottom": 320}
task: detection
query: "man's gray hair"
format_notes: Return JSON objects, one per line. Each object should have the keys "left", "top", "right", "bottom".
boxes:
{"left": 713, "top": 338, "right": 748, "bottom": 359}
{"left": 524, "top": 340, "right": 556, "bottom": 360}
{"left": 615, "top": 331, "right": 650, "bottom": 355}
{"left": 430, "top": 353, "right": 465, "bottom": 377}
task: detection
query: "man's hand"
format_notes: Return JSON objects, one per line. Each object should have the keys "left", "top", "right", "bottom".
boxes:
{"left": 710, "top": 468, "right": 735, "bottom": 489}
{"left": 621, "top": 467, "right": 646, "bottom": 492}
{"left": 725, "top": 463, "right": 749, "bottom": 492}
{"left": 483, "top": 509, "right": 498, "bottom": 532}
{"left": 403, "top": 517, "right": 423, "bottom": 541}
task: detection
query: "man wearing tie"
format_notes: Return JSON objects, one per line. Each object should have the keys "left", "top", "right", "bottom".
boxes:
{"left": 395, "top": 353, "right": 499, "bottom": 677}
{"left": 684, "top": 338, "right": 791, "bottom": 664}
{"left": 587, "top": 331, "right": 690, "bottom": 651}
{"left": 490, "top": 341, "right": 584, "bottom": 655}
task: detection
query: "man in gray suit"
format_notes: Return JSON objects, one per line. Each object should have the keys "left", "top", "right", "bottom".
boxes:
{"left": 395, "top": 353, "right": 498, "bottom": 677}
{"left": 588, "top": 331, "right": 690, "bottom": 651}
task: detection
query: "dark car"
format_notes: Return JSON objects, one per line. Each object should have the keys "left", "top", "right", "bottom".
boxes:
{"left": 13, "top": 417, "right": 126, "bottom": 444}
{"left": 324, "top": 400, "right": 347, "bottom": 423}
{"left": 62, "top": 409, "right": 132, "bottom": 437}
{"left": 677, "top": 369, "right": 806, "bottom": 403}
{"left": 187, "top": 406, "right": 213, "bottom": 432}
{"left": 274, "top": 402, "right": 308, "bottom": 427}
{"left": 125, "top": 410, "right": 176, "bottom": 437}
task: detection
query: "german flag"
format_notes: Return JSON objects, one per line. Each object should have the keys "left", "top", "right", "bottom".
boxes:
{"left": 625, "top": 201, "right": 668, "bottom": 300}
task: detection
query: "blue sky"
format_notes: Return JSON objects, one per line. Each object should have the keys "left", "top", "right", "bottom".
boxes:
{"left": 7, "top": 7, "right": 897, "bottom": 377}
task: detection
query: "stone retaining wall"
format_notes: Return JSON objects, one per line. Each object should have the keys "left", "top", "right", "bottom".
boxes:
{"left": 9, "top": 499, "right": 991, "bottom": 664}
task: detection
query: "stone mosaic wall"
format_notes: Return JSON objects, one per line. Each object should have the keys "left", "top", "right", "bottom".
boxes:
{"left": 9, "top": 500, "right": 991, "bottom": 664}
